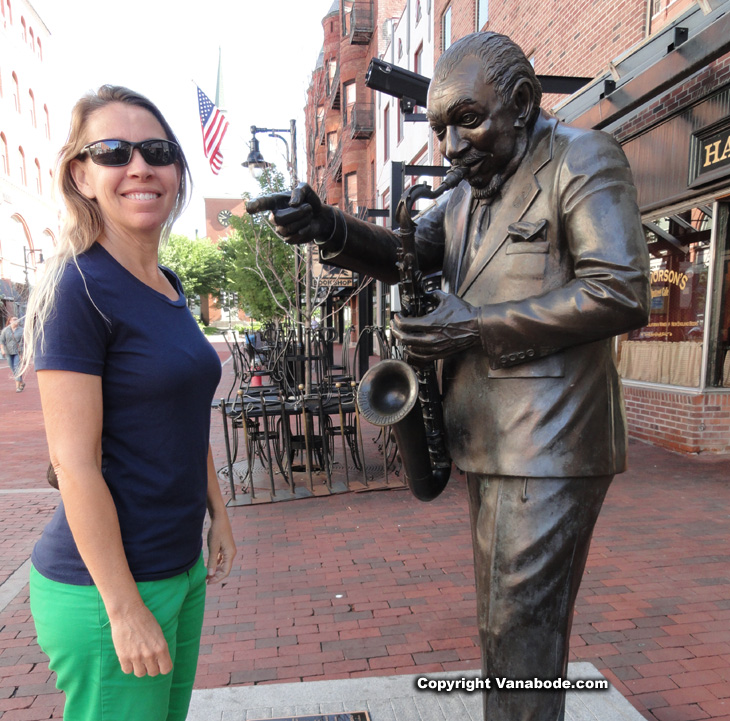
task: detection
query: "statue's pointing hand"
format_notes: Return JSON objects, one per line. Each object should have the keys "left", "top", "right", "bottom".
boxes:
{"left": 392, "top": 290, "right": 480, "bottom": 362}
{"left": 245, "top": 183, "right": 335, "bottom": 245}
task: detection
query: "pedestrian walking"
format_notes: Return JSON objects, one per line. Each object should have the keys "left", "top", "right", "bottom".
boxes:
{"left": 0, "top": 316, "right": 25, "bottom": 392}
{"left": 21, "top": 85, "right": 236, "bottom": 721}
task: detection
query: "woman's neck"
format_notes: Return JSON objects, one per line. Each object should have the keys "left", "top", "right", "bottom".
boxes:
{"left": 98, "top": 232, "right": 178, "bottom": 301}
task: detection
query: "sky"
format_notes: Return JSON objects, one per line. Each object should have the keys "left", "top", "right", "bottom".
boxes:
{"left": 28, "top": 0, "right": 336, "bottom": 239}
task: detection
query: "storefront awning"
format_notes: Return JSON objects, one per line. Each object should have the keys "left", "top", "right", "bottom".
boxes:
{"left": 555, "top": 1, "right": 730, "bottom": 130}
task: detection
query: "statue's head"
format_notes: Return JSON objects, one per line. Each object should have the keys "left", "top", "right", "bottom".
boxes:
{"left": 428, "top": 32, "right": 542, "bottom": 197}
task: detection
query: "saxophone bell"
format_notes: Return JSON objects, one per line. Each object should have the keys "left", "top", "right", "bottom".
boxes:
{"left": 357, "top": 360, "right": 450, "bottom": 502}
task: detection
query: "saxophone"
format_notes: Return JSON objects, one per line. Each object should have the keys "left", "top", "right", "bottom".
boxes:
{"left": 357, "top": 166, "right": 466, "bottom": 501}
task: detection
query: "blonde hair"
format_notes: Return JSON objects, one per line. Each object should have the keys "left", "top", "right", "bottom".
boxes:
{"left": 22, "top": 85, "right": 191, "bottom": 373}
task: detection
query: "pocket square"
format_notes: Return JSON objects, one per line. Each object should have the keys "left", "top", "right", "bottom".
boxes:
{"left": 507, "top": 218, "right": 548, "bottom": 242}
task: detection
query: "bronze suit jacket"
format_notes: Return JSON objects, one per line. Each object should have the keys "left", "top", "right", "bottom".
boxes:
{"left": 320, "top": 112, "right": 651, "bottom": 478}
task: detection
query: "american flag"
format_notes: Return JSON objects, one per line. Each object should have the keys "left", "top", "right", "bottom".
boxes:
{"left": 197, "top": 87, "right": 229, "bottom": 175}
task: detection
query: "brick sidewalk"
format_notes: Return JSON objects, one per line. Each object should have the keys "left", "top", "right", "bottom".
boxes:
{"left": 0, "top": 341, "right": 728, "bottom": 720}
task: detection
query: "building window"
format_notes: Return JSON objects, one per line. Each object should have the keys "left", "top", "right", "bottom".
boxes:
{"left": 383, "top": 103, "right": 390, "bottom": 162}
{"left": 20, "top": 15, "right": 26, "bottom": 42}
{"left": 344, "top": 172, "right": 358, "bottom": 214}
{"left": 44, "top": 105, "right": 50, "bottom": 139}
{"left": 413, "top": 43, "right": 425, "bottom": 112}
{"left": 343, "top": 80, "right": 356, "bottom": 126}
{"left": 28, "top": 89, "right": 36, "bottom": 127}
{"left": 398, "top": 39, "right": 403, "bottom": 60}
{"left": 37, "top": 37, "right": 42, "bottom": 61}
{"left": 415, "top": 0, "right": 422, "bottom": 24}
{"left": 18, "top": 146, "right": 26, "bottom": 185}
{"left": 6, "top": 0, "right": 12, "bottom": 24}
{"left": 381, "top": 188, "right": 390, "bottom": 228}
{"left": 397, "top": 105, "right": 404, "bottom": 145}
{"left": 414, "top": 43, "right": 423, "bottom": 76}
{"left": 442, "top": 6, "right": 452, "bottom": 51}
{"left": 29, "top": 27, "right": 34, "bottom": 51}
{"left": 617, "top": 206, "right": 714, "bottom": 388}
{"left": 342, "top": 0, "right": 350, "bottom": 35}
{"left": 327, "top": 59, "right": 337, "bottom": 95}
{"left": 370, "top": 159, "right": 375, "bottom": 209}
{"left": 34, "top": 158, "right": 41, "bottom": 194}
{"left": 1, "top": 133, "right": 8, "bottom": 175}
{"left": 12, "top": 72, "right": 19, "bottom": 113}
{"left": 478, "top": 0, "right": 488, "bottom": 29}
{"left": 327, "top": 131, "right": 338, "bottom": 161}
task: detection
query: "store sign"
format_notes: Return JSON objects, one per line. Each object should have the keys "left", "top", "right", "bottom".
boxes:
{"left": 701, "top": 129, "right": 730, "bottom": 172}
{"left": 689, "top": 118, "right": 730, "bottom": 187}
{"left": 319, "top": 274, "right": 355, "bottom": 287}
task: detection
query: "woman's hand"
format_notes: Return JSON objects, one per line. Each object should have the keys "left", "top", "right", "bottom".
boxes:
{"left": 206, "top": 515, "right": 235, "bottom": 584}
{"left": 205, "top": 446, "right": 236, "bottom": 584}
{"left": 108, "top": 601, "right": 172, "bottom": 677}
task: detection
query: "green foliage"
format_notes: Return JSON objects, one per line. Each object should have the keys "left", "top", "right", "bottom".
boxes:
{"left": 221, "top": 168, "right": 299, "bottom": 323}
{"left": 159, "top": 233, "right": 225, "bottom": 303}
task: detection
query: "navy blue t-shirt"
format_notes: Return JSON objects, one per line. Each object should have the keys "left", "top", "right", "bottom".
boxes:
{"left": 31, "top": 243, "right": 222, "bottom": 584}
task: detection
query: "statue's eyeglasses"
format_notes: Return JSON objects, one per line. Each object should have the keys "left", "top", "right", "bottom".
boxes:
{"left": 78, "top": 139, "right": 180, "bottom": 167}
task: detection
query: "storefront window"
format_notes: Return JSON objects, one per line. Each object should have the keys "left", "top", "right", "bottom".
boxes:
{"left": 618, "top": 205, "right": 712, "bottom": 387}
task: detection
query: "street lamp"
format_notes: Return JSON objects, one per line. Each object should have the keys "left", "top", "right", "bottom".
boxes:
{"left": 241, "top": 133, "right": 271, "bottom": 180}
{"left": 23, "top": 247, "right": 44, "bottom": 288}
{"left": 242, "top": 123, "right": 298, "bottom": 185}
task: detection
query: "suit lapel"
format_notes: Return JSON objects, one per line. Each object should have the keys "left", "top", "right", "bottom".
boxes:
{"left": 457, "top": 117, "right": 557, "bottom": 298}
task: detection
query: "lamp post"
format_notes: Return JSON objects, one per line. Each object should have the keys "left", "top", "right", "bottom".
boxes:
{"left": 22, "top": 247, "right": 44, "bottom": 316}
{"left": 23, "top": 247, "right": 44, "bottom": 288}
{"left": 243, "top": 121, "right": 308, "bottom": 344}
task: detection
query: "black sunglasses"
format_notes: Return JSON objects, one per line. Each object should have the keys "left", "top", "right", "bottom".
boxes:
{"left": 78, "top": 139, "right": 180, "bottom": 167}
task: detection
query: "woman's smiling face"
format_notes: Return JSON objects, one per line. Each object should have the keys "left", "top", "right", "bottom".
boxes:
{"left": 70, "top": 102, "right": 181, "bottom": 243}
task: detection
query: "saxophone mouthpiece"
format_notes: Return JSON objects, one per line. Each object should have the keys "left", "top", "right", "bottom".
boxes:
{"left": 443, "top": 165, "right": 467, "bottom": 189}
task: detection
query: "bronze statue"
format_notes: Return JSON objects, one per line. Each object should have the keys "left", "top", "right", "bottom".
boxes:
{"left": 247, "top": 31, "right": 651, "bottom": 721}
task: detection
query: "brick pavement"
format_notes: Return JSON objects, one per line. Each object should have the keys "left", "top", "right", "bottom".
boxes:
{"left": 0, "top": 340, "right": 728, "bottom": 720}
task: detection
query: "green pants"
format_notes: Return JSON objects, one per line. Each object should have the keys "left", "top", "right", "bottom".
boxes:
{"left": 30, "top": 555, "right": 207, "bottom": 721}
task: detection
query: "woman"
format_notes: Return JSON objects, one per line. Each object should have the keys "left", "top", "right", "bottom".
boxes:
{"left": 22, "top": 86, "right": 235, "bottom": 721}
{"left": 0, "top": 316, "right": 25, "bottom": 392}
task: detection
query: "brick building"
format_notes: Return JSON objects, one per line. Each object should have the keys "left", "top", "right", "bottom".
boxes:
{"left": 0, "top": 0, "right": 60, "bottom": 322}
{"left": 303, "top": 0, "right": 730, "bottom": 454}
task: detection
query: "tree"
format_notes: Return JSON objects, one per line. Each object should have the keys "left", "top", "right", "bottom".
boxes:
{"left": 159, "top": 233, "right": 225, "bottom": 307}
{"left": 222, "top": 168, "right": 298, "bottom": 324}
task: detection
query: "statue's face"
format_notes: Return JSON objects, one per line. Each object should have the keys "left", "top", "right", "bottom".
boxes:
{"left": 428, "top": 55, "right": 520, "bottom": 191}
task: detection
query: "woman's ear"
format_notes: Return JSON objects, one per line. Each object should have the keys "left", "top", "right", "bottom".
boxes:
{"left": 511, "top": 78, "right": 535, "bottom": 130}
{"left": 69, "top": 158, "right": 96, "bottom": 199}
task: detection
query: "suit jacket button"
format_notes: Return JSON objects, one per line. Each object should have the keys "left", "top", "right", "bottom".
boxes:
{"left": 518, "top": 352, "right": 526, "bottom": 360}
{"left": 500, "top": 356, "right": 509, "bottom": 366}
{"left": 526, "top": 349, "right": 535, "bottom": 357}
{"left": 509, "top": 353, "right": 517, "bottom": 362}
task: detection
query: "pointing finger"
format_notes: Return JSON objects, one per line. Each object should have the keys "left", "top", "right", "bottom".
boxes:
{"left": 272, "top": 204, "right": 313, "bottom": 227}
{"left": 245, "top": 193, "right": 292, "bottom": 215}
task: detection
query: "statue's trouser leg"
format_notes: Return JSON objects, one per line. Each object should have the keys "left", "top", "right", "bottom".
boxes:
{"left": 466, "top": 473, "right": 613, "bottom": 721}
